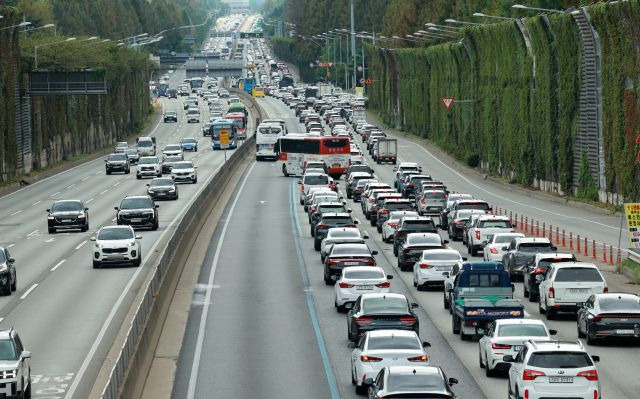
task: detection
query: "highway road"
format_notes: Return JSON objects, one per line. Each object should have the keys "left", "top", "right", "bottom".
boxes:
{"left": 0, "top": 65, "right": 251, "bottom": 399}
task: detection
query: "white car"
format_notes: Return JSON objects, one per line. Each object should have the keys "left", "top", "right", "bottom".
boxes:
{"left": 114, "top": 141, "right": 128, "bottom": 153}
{"left": 171, "top": 160, "right": 197, "bottom": 183}
{"left": 334, "top": 266, "right": 391, "bottom": 311}
{"left": 349, "top": 330, "right": 430, "bottom": 394}
{"left": 137, "top": 156, "right": 162, "bottom": 179}
{"left": 478, "top": 319, "right": 556, "bottom": 377}
{"left": 466, "top": 215, "right": 515, "bottom": 256}
{"left": 304, "top": 187, "right": 336, "bottom": 210}
{"left": 320, "top": 227, "right": 368, "bottom": 262}
{"left": 91, "top": 225, "right": 142, "bottom": 268}
{"left": 506, "top": 340, "right": 600, "bottom": 399}
{"left": 483, "top": 232, "right": 525, "bottom": 262}
{"left": 538, "top": 262, "right": 607, "bottom": 320}
{"left": 162, "top": 144, "right": 183, "bottom": 159}
{"left": 299, "top": 173, "right": 333, "bottom": 205}
{"left": 413, "top": 248, "right": 464, "bottom": 290}
{"left": 381, "top": 211, "right": 419, "bottom": 243}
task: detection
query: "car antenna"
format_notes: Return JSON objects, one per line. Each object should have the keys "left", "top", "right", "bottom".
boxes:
{"left": 413, "top": 369, "right": 417, "bottom": 375}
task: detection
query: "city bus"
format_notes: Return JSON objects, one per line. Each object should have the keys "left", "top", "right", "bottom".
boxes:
{"left": 252, "top": 85, "right": 265, "bottom": 98}
{"left": 228, "top": 102, "right": 247, "bottom": 116}
{"left": 225, "top": 112, "right": 247, "bottom": 140}
{"left": 189, "top": 77, "right": 204, "bottom": 92}
{"left": 210, "top": 119, "right": 238, "bottom": 150}
{"left": 275, "top": 135, "right": 350, "bottom": 178}
{"left": 256, "top": 122, "right": 285, "bottom": 161}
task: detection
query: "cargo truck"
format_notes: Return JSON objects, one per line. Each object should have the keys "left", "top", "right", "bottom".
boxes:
{"left": 374, "top": 139, "right": 397, "bottom": 164}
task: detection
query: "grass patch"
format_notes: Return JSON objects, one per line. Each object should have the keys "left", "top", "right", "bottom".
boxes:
{"left": 622, "top": 257, "right": 640, "bottom": 284}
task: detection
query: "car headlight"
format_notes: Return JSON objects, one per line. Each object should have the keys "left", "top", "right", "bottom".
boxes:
{"left": 95, "top": 243, "right": 103, "bottom": 249}
{"left": 78, "top": 213, "right": 86, "bottom": 219}
{"left": 169, "top": 187, "right": 176, "bottom": 192}
{"left": 0, "top": 264, "right": 7, "bottom": 273}
{"left": 128, "top": 241, "right": 136, "bottom": 247}
{"left": 148, "top": 189, "right": 155, "bottom": 193}
{"left": 47, "top": 216, "right": 54, "bottom": 220}
{"left": 2, "top": 370, "right": 16, "bottom": 378}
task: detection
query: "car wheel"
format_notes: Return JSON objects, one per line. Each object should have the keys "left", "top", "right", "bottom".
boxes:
{"left": 376, "top": 225, "right": 382, "bottom": 233}
{"left": 577, "top": 321, "right": 585, "bottom": 338}
{"left": 24, "top": 382, "right": 31, "bottom": 399}
{"left": 134, "top": 255, "right": 142, "bottom": 267}
{"left": 48, "top": 227, "right": 56, "bottom": 234}
{"left": 106, "top": 170, "right": 111, "bottom": 175}
{"left": 471, "top": 245, "right": 478, "bottom": 256}
{"left": 523, "top": 284, "right": 529, "bottom": 298}
{"left": 136, "top": 175, "right": 141, "bottom": 180}
{"left": 452, "top": 314, "right": 461, "bottom": 334}
{"left": 157, "top": 173, "right": 162, "bottom": 177}
{"left": 283, "top": 164, "right": 289, "bottom": 177}
{"left": 369, "top": 218, "right": 375, "bottom": 227}
{"left": 152, "top": 220, "right": 159, "bottom": 231}
{"left": 443, "top": 292, "right": 450, "bottom": 309}
{"left": 193, "top": 178, "right": 197, "bottom": 184}
{"left": 354, "top": 382, "right": 367, "bottom": 395}
{"left": 93, "top": 260, "right": 101, "bottom": 269}
{"left": 81, "top": 224, "right": 88, "bottom": 232}
{"left": 314, "top": 238, "right": 321, "bottom": 251}
{"left": 545, "top": 301, "right": 556, "bottom": 320}
{"left": 529, "top": 292, "right": 538, "bottom": 302}
{"left": 126, "top": 168, "right": 130, "bottom": 174}
{"left": 538, "top": 298, "right": 546, "bottom": 314}
{"left": 11, "top": 275, "right": 16, "bottom": 291}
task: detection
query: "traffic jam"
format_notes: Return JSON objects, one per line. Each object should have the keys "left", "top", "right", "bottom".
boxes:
{"left": 263, "top": 64, "right": 640, "bottom": 399}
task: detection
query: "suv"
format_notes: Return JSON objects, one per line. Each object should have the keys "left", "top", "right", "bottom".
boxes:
{"left": 91, "top": 225, "right": 142, "bottom": 268}
{"left": 502, "top": 237, "right": 556, "bottom": 281}
{"left": 186, "top": 108, "right": 200, "bottom": 123}
{"left": 393, "top": 216, "right": 438, "bottom": 256}
{"left": 523, "top": 253, "right": 576, "bottom": 302}
{"left": 401, "top": 174, "right": 432, "bottom": 199}
{"left": 397, "top": 232, "right": 447, "bottom": 271}
{"left": 506, "top": 340, "right": 601, "bottom": 399}
{"left": 163, "top": 111, "right": 178, "bottom": 123}
{"left": 46, "top": 200, "right": 89, "bottom": 233}
{"left": 375, "top": 198, "right": 414, "bottom": 231}
{"left": 538, "top": 262, "right": 607, "bottom": 320}
{"left": 313, "top": 213, "right": 358, "bottom": 250}
{"left": 105, "top": 153, "right": 130, "bottom": 175}
{"left": 115, "top": 196, "right": 159, "bottom": 230}
{"left": 0, "top": 328, "right": 31, "bottom": 398}
{"left": 466, "top": 215, "right": 514, "bottom": 256}
{"left": 0, "top": 247, "right": 16, "bottom": 295}
{"left": 136, "top": 156, "right": 162, "bottom": 179}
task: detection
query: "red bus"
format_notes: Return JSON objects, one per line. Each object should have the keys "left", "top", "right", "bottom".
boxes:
{"left": 275, "top": 135, "right": 350, "bottom": 178}
{"left": 225, "top": 112, "right": 248, "bottom": 140}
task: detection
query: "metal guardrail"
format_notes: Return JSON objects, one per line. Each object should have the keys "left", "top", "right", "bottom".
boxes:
{"left": 28, "top": 70, "right": 107, "bottom": 95}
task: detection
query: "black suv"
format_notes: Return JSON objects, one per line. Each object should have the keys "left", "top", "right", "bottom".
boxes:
{"left": 47, "top": 200, "right": 89, "bottom": 233}
{"left": 0, "top": 247, "right": 16, "bottom": 295}
{"left": 393, "top": 216, "right": 438, "bottom": 256}
{"left": 147, "top": 177, "right": 178, "bottom": 200}
{"left": 162, "top": 155, "right": 183, "bottom": 174}
{"left": 401, "top": 174, "right": 432, "bottom": 199}
{"left": 397, "top": 232, "right": 448, "bottom": 271}
{"left": 163, "top": 111, "right": 178, "bottom": 123}
{"left": 115, "top": 196, "right": 159, "bottom": 230}
{"left": 310, "top": 202, "right": 350, "bottom": 235}
{"left": 313, "top": 213, "right": 358, "bottom": 251}
{"left": 105, "top": 153, "right": 130, "bottom": 175}
{"left": 376, "top": 199, "right": 414, "bottom": 231}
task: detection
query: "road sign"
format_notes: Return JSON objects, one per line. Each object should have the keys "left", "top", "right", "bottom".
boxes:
{"left": 625, "top": 203, "right": 640, "bottom": 248}
{"left": 220, "top": 129, "right": 230, "bottom": 149}
{"left": 440, "top": 97, "right": 455, "bottom": 110}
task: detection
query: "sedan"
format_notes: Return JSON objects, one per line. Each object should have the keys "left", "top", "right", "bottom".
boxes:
{"left": 365, "top": 366, "right": 458, "bottom": 399}
{"left": 397, "top": 233, "right": 448, "bottom": 272}
{"left": 162, "top": 144, "right": 183, "bottom": 159}
{"left": 125, "top": 148, "right": 139, "bottom": 164}
{"left": 171, "top": 161, "right": 197, "bottom": 183}
{"left": 320, "top": 227, "right": 368, "bottom": 263}
{"left": 413, "top": 248, "right": 464, "bottom": 290}
{"left": 162, "top": 156, "right": 183, "bottom": 174}
{"left": 147, "top": 177, "right": 178, "bottom": 200}
{"left": 324, "top": 243, "right": 377, "bottom": 285}
{"left": 114, "top": 141, "right": 128, "bottom": 153}
{"left": 346, "top": 293, "right": 419, "bottom": 341}
{"left": 180, "top": 138, "right": 198, "bottom": 152}
{"left": 334, "top": 267, "right": 392, "bottom": 312}
{"left": 577, "top": 292, "right": 640, "bottom": 345}
{"left": 350, "top": 330, "right": 430, "bottom": 394}
{"left": 483, "top": 232, "right": 525, "bottom": 262}
{"left": 91, "top": 225, "right": 142, "bottom": 268}
{"left": 478, "top": 319, "right": 556, "bottom": 376}
{"left": 47, "top": 200, "right": 89, "bottom": 233}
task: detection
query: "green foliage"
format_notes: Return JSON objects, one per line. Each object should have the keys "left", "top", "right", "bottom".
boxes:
{"left": 577, "top": 153, "right": 598, "bottom": 201}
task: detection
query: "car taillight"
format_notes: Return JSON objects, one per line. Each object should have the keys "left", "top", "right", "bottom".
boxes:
{"left": 407, "top": 183, "right": 414, "bottom": 187}
{"left": 399, "top": 317, "right": 417, "bottom": 325}
{"left": 549, "top": 286, "right": 555, "bottom": 298}
{"left": 360, "top": 355, "right": 382, "bottom": 362}
{"left": 419, "top": 263, "right": 433, "bottom": 269}
{"left": 380, "top": 209, "right": 389, "bottom": 215}
{"left": 316, "top": 224, "right": 328, "bottom": 230}
{"left": 369, "top": 197, "right": 375, "bottom": 203}
{"left": 338, "top": 282, "right": 354, "bottom": 288}
{"left": 490, "top": 247, "right": 499, "bottom": 254}
{"left": 603, "top": 286, "right": 608, "bottom": 293}
{"left": 301, "top": 184, "right": 305, "bottom": 193}
{"left": 355, "top": 317, "right": 374, "bottom": 326}
{"left": 533, "top": 267, "right": 546, "bottom": 274}
{"left": 577, "top": 369, "right": 599, "bottom": 381}
{"left": 389, "top": 222, "right": 398, "bottom": 228}
{"left": 475, "top": 231, "right": 481, "bottom": 239}
{"left": 523, "top": 369, "right": 545, "bottom": 380}
{"left": 375, "top": 281, "right": 390, "bottom": 288}
{"left": 355, "top": 187, "right": 362, "bottom": 192}
{"left": 491, "top": 343, "right": 511, "bottom": 350}
{"left": 455, "top": 220, "right": 464, "bottom": 225}
{"left": 345, "top": 224, "right": 357, "bottom": 228}
{"left": 407, "top": 355, "right": 428, "bottom": 362}
{"left": 592, "top": 314, "right": 601, "bottom": 322}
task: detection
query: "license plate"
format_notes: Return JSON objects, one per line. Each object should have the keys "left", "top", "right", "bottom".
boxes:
{"left": 357, "top": 285, "right": 373, "bottom": 290}
{"left": 512, "top": 345, "right": 522, "bottom": 351}
{"left": 108, "top": 255, "right": 125, "bottom": 261}
{"left": 549, "top": 376, "right": 573, "bottom": 383}
{"left": 344, "top": 262, "right": 361, "bottom": 266}
{"left": 435, "top": 266, "right": 451, "bottom": 271}
{"left": 131, "top": 218, "right": 142, "bottom": 223}
{"left": 158, "top": 192, "right": 166, "bottom": 196}
{"left": 62, "top": 219, "right": 72, "bottom": 222}
{"left": 569, "top": 288, "right": 589, "bottom": 293}
{"left": 616, "top": 329, "right": 635, "bottom": 334}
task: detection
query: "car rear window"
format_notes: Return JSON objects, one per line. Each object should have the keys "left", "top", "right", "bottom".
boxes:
{"left": 331, "top": 245, "right": 370, "bottom": 255}
{"left": 494, "top": 234, "right": 522, "bottom": 244}
{"left": 367, "top": 336, "right": 421, "bottom": 350}
{"left": 554, "top": 267, "right": 603, "bottom": 282}
{"left": 497, "top": 324, "right": 548, "bottom": 337}
{"left": 304, "top": 175, "right": 329, "bottom": 185}
{"left": 387, "top": 374, "right": 446, "bottom": 392}
{"left": 424, "top": 192, "right": 446, "bottom": 199}
{"left": 407, "top": 235, "right": 441, "bottom": 245}
{"left": 423, "top": 252, "right": 461, "bottom": 261}
{"left": 527, "top": 352, "right": 593, "bottom": 368}
{"left": 479, "top": 220, "right": 512, "bottom": 228}
{"left": 538, "top": 258, "right": 574, "bottom": 269}
{"left": 518, "top": 243, "right": 553, "bottom": 252}
{"left": 403, "top": 220, "right": 436, "bottom": 230}
{"left": 385, "top": 202, "right": 413, "bottom": 210}
{"left": 598, "top": 296, "right": 640, "bottom": 312}
{"left": 344, "top": 270, "right": 385, "bottom": 280}
{"left": 321, "top": 217, "right": 352, "bottom": 225}
{"left": 318, "top": 205, "right": 345, "bottom": 213}
{"left": 362, "top": 297, "right": 407, "bottom": 314}
{"left": 329, "top": 230, "right": 360, "bottom": 238}
{"left": 467, "top": 273, "right": 501, "bottom": 287}
{"left": 458, "top": 202, "right": 490, "bottom": 211}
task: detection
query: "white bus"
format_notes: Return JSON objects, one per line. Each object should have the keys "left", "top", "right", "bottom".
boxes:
{"left": 255, "top": 122, "right": 285, "bottom": 160}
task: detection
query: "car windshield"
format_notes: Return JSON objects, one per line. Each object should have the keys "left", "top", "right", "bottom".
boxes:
{"left": 151, "top": 179, "right": 174, "bottom": 187}
{"left": 120, "top": 197, "right": 152, "bottom": 209}
{"left": 126, "top": 149, "right": 137, "bottom": 155}
{"left": 495, "top": 235, "right": 522, "bottom": 244}
{"left": 408, "top": 235, "right": 441, "bottom": 245}
{"left": 51, "top": 201, "right": 82, "bottom": 212}
{"left": 387, "top": 374, "right": 446, "bottom": 392}
{"left": 164, "top": 145, "right": 181, "bottom": 151}
{"left": 497, "top": 324, "right": 548, "bottom": 337}
{"left": 538, "top": 258, "right": 574, "bottom": 269}
{"left": 385, "top": 202, "right": 413, "bottom": 210}
{"left": 331, "top": 245, "right": 369, "bottom": 256}
{"left": 108, "top": 154, "right": 127, "bottom": 161}
{"left": 367, "top": 336, "right": 421, "bottom": 350}
{"left": 313, "top": 196, "right": 339, "bottom": 204}
{"left": 423, "top": 252, "right": 460, "bottom": 261}
{"left": 518, "top": 243, "right": 553, "bottom": 252}
{"left": 97, "top": 228, "right": 134, "bottom": 240}
{"left": 304, "top": 175, "right": 329, "bottom": 185}
{"left": 0, "top": 340, "right": 17, "bottom": 361}
{"left": 598, "top": 296, "right": 640, "bottom": 312}
{"left": 458, "top": 202, "right": 490, "bottom": 211}
{"left": 344, "top": 270, "right": 384, "bottom": 279}
{"left": 173, "top": 161, "right": 194, "bottom": 169}
{"left": 139, "top": 157, "right": 158, "bottom": 164}
{"left": 329, "top": 230, "right": 360, "bottom": 238}
{"left": 554, "top": 267, "right": 603, "bottom": 282}
{"left": 318, "top": 205, "right": 345, "bottom": 213}
{"left": 527, "top": 352, "right": 593, "bottom": 368}
{"left": 457, "top": 210, "right": 483, "bottom": 219}
{"left": 479, "top": 220, "right": 512, "bottom": 228}
{"left": 165, "top": 111, "right": 176, "bottom": 116}
{"left": 138, "top": 140, "right": 152, "bottom": 147}
{"left": 182, "top": 138, "right": 197, "bottom": 144}
{"left": 362, "top": 297, "right": 408, "bottom": 314}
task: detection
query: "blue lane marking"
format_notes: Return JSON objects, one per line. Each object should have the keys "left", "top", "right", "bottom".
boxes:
{"left": 289, "top": 180, "right": 341, "bottom": 399}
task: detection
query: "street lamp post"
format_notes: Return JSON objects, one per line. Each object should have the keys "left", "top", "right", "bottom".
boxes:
{"left": 34, "top": 37, "right": 76, "bottom": 69}
{"left": 0, "top": 21, "right": 31, "bottom": 31}
{"left": 444, "top": 18, "right": 485, "bottom": 26}
{"left": 473, "top": 12, "right": 518, "bottom": 21}
{"left": 512, "top": 4, "right": 566, "bottom": 13}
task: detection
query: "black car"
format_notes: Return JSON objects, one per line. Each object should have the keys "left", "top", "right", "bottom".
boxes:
{"left": 310, "top": 202, "right": 350, "bottom": 235}
{"left": 346, "top": 293, "right": 419, "bottom": 341}
{"left": 0, "top": 247, "right": 16, "bottom": 295}
{"left": 125, "top": 148, "right": 139, "bottom": 164}
{"left": 167, "top": 89, "right": 178, "bottom": 99}
{"left": 323, "top": 243, "right": 377, "bottom": 284}
{"left": 105, "top": 153, "right": 130, "bottom": 175}
{"left": 115, "top": 196, "right": 159, "bottom": 230}
{"left": 401, "top": 174, "right": 433, "bottom": 199}
{"left": 163, "top": 111, "right": 178, "bottom": 123}
{"left": 162, "top": 155, "right": 183, "bottom": 174}
{"left": 577, "top": 293, "right": 640, "bottom": 345}
{"left": 346, "top": 173, "right": 374, "bottom": 199}
{"left": 313, "top": 212, "right": 357, "bottom": 251}
{"left": 397, "top": 232, "right": 447, "bottom": 271}
{"left": 393, "top": 216, "right": 439, "bottom": 254}
{"left": 375, "top": 198, "right": 414, "bottom": 231}
{"left": 147, "top": 177, "right": 178, "bottom": 200}
{"left": 47, "top": 200, "right": 89, "bottom": 233}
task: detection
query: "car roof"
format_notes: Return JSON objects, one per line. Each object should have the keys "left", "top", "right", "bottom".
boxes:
{"left": 304, "top": 172, "right": 328, "bottom": 177}
{"left": 122, "top": 195, "right": 150, "bottom": 200}
{"left": 53, "top": 199, "right": 82, "bottom": 204}
{"left": 534, "top": 252, "right": 574, "bottom": 260}
{"left": 401, "top": 216, "right": 431, "bottom": 222}
{"left": 100, "top": 225, "right": 133, "bottom": 231}
{"left": 526, "top": 340, "right": 585, "bottom": 352}
{"left": 477, "top": 215, "right": 509, "bottom": 221}
{"left": 366, "top": 329, "right": 418, "bottom": 338}
{"left": 515, "top": 237, "right": 551, "bottom": 244}
{"left": 387, "top": 365, "right": 441, "bottom": 376}
{"left": 320, "top": 212, "right": 351, "bottom": 217}
{"left": 551, "top": 261, "right": 598, "bottom": 269}
{"left": 361, "top": 293, "right": 406, "bottom": 300}
{"left": 407, "top": 232, "right": 440, "bottom": 239}
{"left": 398, "top": 162, "right": 419, "bottom": 167}
{"left": 494, "top": 318, "right": 547, "bottom": 326}
{"left": 422, "top": 248, "right": 460, "bottom": 255}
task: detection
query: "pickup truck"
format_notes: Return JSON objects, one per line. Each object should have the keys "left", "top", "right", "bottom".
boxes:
{"left": 447, "top": 262, "right": 524, "bottom": 340}
{"left": 466, "top": 215, "right": 515, "bottom": 256}
{"left": 374, "top": 139, "right": 397, "bottom": 164}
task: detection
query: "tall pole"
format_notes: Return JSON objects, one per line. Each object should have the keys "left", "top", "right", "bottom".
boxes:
{"left": 333, "top": 37, "right": 337, "bottom": 86}
{"left": 350, "top": 0, "right": 356, "bottom": 91}
{"left": 361, "top": 36, "right": 365, "bottom": 93}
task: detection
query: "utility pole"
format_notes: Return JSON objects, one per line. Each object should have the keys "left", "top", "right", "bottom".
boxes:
{"left": 350, "top": 0, "right": 356, "bottom": 91}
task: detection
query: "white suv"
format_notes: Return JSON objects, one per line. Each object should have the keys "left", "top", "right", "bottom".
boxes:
{"left": 91, "top": 225, "right": 142, "bottom": 268}
{"left": 538, "top": 262, "right": 607, "bottom": 320}
{"left": 506, "top": 340, "right": 601, "bottom": 399}
{"left": 137, "top": 156, "right": 162, "bottom": 179}
{"left": 0, "top": 328, "right": 30, "bottom": 399}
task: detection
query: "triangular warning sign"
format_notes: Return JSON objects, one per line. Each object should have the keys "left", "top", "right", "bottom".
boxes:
{"left": 440, "top": 97, "right": 455, "bottom": 110}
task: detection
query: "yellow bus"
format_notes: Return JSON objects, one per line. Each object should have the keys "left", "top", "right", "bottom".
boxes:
{"left": 252, "top": 86, "right": 265, "bottom": 98}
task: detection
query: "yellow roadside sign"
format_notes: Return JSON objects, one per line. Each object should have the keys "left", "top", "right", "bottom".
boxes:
{"left": 624, "top": 203, "right": 640, "bottom": 248}
{"left": 220, "top": 129, "right": 229, "bottom": 148}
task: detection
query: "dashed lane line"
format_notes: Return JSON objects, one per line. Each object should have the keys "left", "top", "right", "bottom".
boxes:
{"left": 51, "top": 260, "right": 66, "bottom": 272}
{"left": 10, "top": 210, "right": 23, "bottom": 216}
{"left": 20, "top": 284, "right": 39, "bottom": 300}
{"left": 32, "top": 201, "right": 41, "bottom": 206}
{"left": 74, "top": 240, "right": 87, "bottom": 250}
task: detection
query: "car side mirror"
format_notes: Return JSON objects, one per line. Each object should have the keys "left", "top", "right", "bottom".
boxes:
{"left": 344, "top": 302, "right": 354, "bottom": 310}
{"left": 46, "top": 208, "right": 51, "bottom": 212}
{"left": 443, "top": 240, "right": 449, "bottom": 244}
{"left": 146, "top": 184, "right": 150, "bottom": 187}
{"left": 549, "top": 329, "right": 558, "bottom": 336}
{"left": 104, "top": 160, "right": 108, "bottom": 162}
{"left": 363, "top": 378, "right": 374, "bottom": 386}
{"left": 155, "top": 205, "right": 159, "bottom": 208}
{"left": 411, "top": 303, "right": 419, "bottom": 309}
{"left": 297, "top": 180, "right": 302, "bottom": 184}
{"left": 442, "top": 272, "right": 450, "bottom": 278}
{"left": 448, "top": 377, "right": 458, "bottom": 386}
{"left": 8, "top": 258, "right": 15, "bottom": 263}
{"left": 552, "top": 246, "right": 558, "bottom": 251}
{"left": 503, "top": 355, "right": 515, "bottom": 362}
{"left": 21, "top": 351, "right": 31, "bottom": 359}
{"left": 462, "top": 257, "right": 468, "bottom": 261}
{"left": 90, "top": 237, "right": 96, "bottom": 241}
{"left": 85, "top": 208, "right": 89, "bottom": 211}
{"left": 535, "top": 274, "right": 544, "bottom": 282}
{"left": 591, "top": 355, "right": 600, "bottom": 363}
{"left": 135, "top": 235, "right": 142, "bottom": 239}
{"left": 363, "top": 233, "right": 370, "bottom": 239}
{"left": 371, "top": 250, "right": 378, "bottom": 256}
{"left": 387, "top": 275, "right": 394, "bottom": 280}
{"left": 422, "top": 341, "right": 431, "bottom": 348}
{"left": 347, "top": 342, "right": 356, "bottom": 348}
{"left": 502, "top": 246, "right": 509, "bottom": 251}
{"left": 447, "top": 287, "right": 454, "bottom": 293}
{"left": 114, "top": 206, "right": 119, "bottom": 211}
{"left": 354, "top": 220, "right": 359, "bottom": 225}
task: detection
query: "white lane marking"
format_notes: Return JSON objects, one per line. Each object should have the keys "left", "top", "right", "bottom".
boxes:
{"left": 112, "top": 182, "right": 120, "bottom": 187}
{"left": 111, "top": 218, "right": 116, "bottom": 222}
{"left": 10, "top": 210, "right": 23, "bottom": 216}
{"left": 66, "top": 184, "right": 76, "bottom": 189}
{"left": 95, "top": 171, "right": 101, "bottom": 175}
{"left": 81, "top": 176, "right": 90, "bottom": 182}
{"left": 186, "top": 162, "right": 255, "bottom": 399}
{"left": 99, "top": 190, "right": 108, "bottom": 195}
{"left": 86, "top": 198, "right": 94, "bottom": 204}
{"left": 45, "top": 238, "right": 55, "bottom": 243}
{"left": 27, "top": 230, "right": 39, "bottom": 237}
{"left": 74, "top": 240, "right": 87, "bottom": 250}
{"left": 20, "top": 284, "right": 39, "bottom": 300}
{"left": 7, "top": 244, "right": 14, "bottom": 248}
{"left": 32, "top": 201, "right": 41, "bottom": 206}
{"left": 51, "top": 260, "right": 66, "bottom": 272}
{"left": 0, "top": 318, "right": 3, "bottom": 323}
{"left": 51, "top": 191, "right": 61, "bottom": 197}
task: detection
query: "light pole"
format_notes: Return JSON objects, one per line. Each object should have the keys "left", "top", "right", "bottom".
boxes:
{"left": 473, "top": 12, "right": 518, "bottom": 21}
{"left": 512, "top": 4, "right": 566, "bottom": 13}
{"left": 424, "top": 23, "right": 462, "bottom": 33}
{"left": 350, "top": 0, "right": 356, "bottom": 91}
{"left": 0, "top": 21, "right": 31, "bottom": 31}
{"left": 444, "top": 18, "right": 485, "bottom": 26}
{"left": 34, "top": 37, "right": 75, "bottom": 69}
{"left": 21, "top": 23, "right": 55, "bottom": 35}
{"left": 415, "top": 30, "right": 450, "bottom": 40}
{"left": 427, "top": 27, "right": 460, "bottom": 37}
